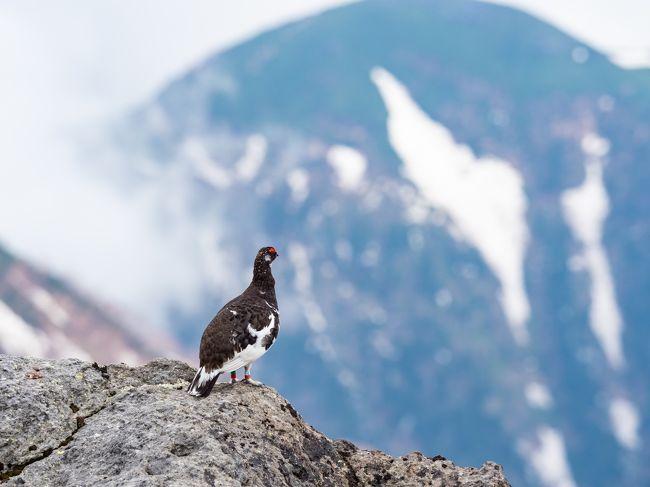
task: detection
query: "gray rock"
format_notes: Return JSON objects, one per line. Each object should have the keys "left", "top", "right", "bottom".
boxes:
{"left": 0, "top": 355, "right": 510, "bottom": 486}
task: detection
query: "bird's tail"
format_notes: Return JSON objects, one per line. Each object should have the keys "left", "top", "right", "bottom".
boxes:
{"left": 187, "top": 366, "right": 221, "bottom": 397}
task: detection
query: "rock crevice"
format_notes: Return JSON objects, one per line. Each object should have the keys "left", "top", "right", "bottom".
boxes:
{"left": 0, "top": 355, "right": 510, "bottom": 486}
{"left": 1, "top": 399, "right": 108, "bottom": 482}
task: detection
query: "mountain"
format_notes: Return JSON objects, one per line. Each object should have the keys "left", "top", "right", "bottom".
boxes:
{"left": 105, "top": 1, "right": 650, "bottom": 486}
{"left": 1, "top": 355, "right": 511, "bottom": 486}
{"left": 0, "top": 242, "right": 176, "bottom": 364}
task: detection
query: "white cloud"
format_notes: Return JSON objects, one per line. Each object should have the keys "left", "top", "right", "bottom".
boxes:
{"left": 0, "top": 0, "right": 355, "bottom": 327}
{"left": 0, "top": 0, "right": 648, "bottom": 330}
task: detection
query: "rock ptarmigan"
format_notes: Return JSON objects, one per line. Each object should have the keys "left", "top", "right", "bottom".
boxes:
{"left": 188, "top": 246, "right": 280, "bottom": 397}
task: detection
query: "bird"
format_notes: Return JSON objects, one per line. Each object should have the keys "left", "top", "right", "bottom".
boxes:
{"left": 188, "top": 246, "right": 280, "bottom": 397}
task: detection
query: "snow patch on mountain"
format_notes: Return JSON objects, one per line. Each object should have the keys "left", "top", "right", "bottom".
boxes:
{"left": 326, "top": 145, "right": 367, "bottom": 192}
{"left": 288, "top": 243, "right": 327, "bottom": 333}
{"left": 236, "top": 134, "right": 267, "bottom": 182}
{"left": 525, "top": 381, "right": 554, "bottom": 409}
{"left": 609, "top": 397, "right": 641, "bottom": 450}
{"left": 287, "top": 168, "right": 309, "bottom": 203}
{"left": 184, "top": 137, "right": 232, "bottom": 189}
{"left": 335, "top": 240, "right": 353, "bottom": 261}
{"left": 47, "top": 330, "right": 92, "bottom": 362}
{"left": 371, "top": 67, "right": 530, "bottom": 344}
{"left": 0, "top": 300, "right": 48, "bottom": 356}
{"left": 519, "top": 426, "right": 577, "bottom": 487}
{"left": 561, "top": 134, "right": 625, "bottom": 370}
{"left": 185, "top": 134, "right": 266, "bottom": 189}
{"left": 0, "top": 299, "right": 92, "bottom": 361}
{"left": 371, "top": 331, "right": 396, "bottom": 359}
{"left": 29, "top": 287, "right": 70, "bottom": 328}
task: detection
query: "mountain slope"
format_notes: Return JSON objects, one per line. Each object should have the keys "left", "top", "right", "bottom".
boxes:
{"left": 107, "top": 1, "right": 650, "bottom": 486}
{"left": 0, "top": 243, "right": 175, "bottom": 364}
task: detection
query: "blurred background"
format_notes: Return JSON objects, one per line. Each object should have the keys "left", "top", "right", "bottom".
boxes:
{"left": 1, "top": 1, "right": 649, "bottom": 486}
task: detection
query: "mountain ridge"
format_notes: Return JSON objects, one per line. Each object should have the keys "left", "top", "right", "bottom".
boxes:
{"left": 98, "top": 1, "right": 650, "bottom": 485}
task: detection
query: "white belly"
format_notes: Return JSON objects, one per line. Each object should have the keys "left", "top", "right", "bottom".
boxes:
{"left": 220, "top": 313, "right": 276, "bottom": 372}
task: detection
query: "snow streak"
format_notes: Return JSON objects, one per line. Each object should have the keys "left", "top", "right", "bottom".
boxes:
{"left": 371, "top": 67, "right": 530, "bottom": 344}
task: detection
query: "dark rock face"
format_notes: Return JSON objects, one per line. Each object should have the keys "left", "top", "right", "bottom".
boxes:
{"left": 0, "top": 355, "right": 510, "bottom": 486}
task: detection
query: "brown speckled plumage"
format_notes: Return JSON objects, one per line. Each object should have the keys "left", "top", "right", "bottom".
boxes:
{"left": 188, "top": 247, "right": 280, "bottom": 397}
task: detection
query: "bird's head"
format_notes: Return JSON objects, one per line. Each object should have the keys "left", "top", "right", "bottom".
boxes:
{"left": 252, "top": 247, "right": 279, "bottom": 285}
{"left": 257, "top": 246, "right": 279, "bottom": 265}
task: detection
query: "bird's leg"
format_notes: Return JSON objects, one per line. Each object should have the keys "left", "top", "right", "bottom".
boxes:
{"left": 242, "top": 364, "right": 262, "bottom": 386}
{"left": 230, "top": 371, "right": 237, "bottom": 384}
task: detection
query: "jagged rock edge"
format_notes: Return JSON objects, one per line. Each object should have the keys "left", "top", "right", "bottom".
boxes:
{"left": 2, "top": 358, "right": 510, "bottom": 486}
{"left": 333, "top": 440, "right": 363, "bottom": 487}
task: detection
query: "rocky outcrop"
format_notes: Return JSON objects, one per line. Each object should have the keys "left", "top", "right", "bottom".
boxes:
{"left": 0, "top": 355, "right": 510, "bottom": 486}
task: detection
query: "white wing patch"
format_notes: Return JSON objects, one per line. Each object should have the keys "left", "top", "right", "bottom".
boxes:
{"left": 219, "top": 313, "right": 277, "bottom": 372}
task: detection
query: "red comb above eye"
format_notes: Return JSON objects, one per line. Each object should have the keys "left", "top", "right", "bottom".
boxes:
{"left": 269, "top": 247, "right": 277, "bottom": 254}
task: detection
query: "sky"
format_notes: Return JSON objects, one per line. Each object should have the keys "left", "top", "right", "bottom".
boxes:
{"left": 0, "top": 0, "right": 649, "bottom": 325}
